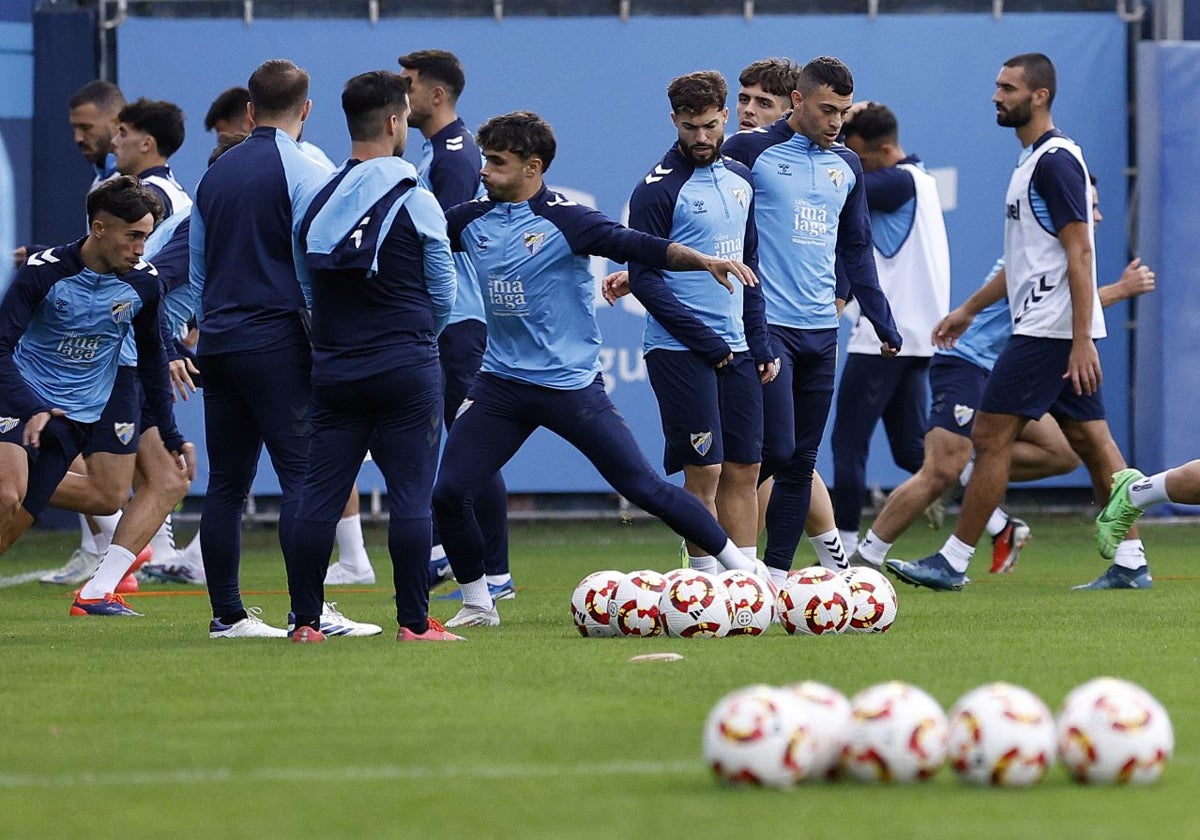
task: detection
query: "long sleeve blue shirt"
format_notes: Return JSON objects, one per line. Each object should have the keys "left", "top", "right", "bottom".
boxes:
{"left": 446, "top": 185, "right": 672, "bottom": 390}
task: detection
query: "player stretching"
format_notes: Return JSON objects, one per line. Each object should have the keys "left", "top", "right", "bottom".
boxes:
{"left": 433, "top": 111, "right": 767, "bottom": 628}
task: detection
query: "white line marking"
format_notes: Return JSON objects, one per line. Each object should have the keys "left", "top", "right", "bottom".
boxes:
{"left": 0, "top": 570, "right": 57, "bottom": 589}
{"left": 0, "top": 760, "right": 698, "bottom": 789}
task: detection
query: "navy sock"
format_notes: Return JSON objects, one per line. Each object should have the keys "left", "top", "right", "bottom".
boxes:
{"left": 219, "top": 609, "right": 248, "bottom": 625}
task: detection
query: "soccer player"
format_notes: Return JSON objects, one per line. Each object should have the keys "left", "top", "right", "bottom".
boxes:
{"left": 722, "top": 56, "right": 902, "bottom": 585}
{"left": 203, "top": 84, "right": 336, "bottom": 170}
{"left": 886, "top": 53, "right": 1147, "bottom": 591}
{"left": 433, "top": 110, "right": 766, "bottom": 628}
{"left": 623, "top": 70, "right": 775, "bottom": 573}
{"left": 292, "top": 70, "right": 454, "bottom": 642}
{"left": 0, "top": 177, "right": 191, "bottom": 615}
{"left": 397, "top": 49, "right": 512, "bottom": 599}
{"left": 732, "top": 56, "right": 846, "bottom": 570}
{"left": 832, "top": 102, "right": 950, "bottom": 554}
{"left": 33, "top": 81, "right": 129, "bottom": 586}
{"left": 190, "top": 59, "right": 365, "bottom": 638}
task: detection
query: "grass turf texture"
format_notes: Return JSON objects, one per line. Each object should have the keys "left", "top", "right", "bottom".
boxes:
{"left": 0, "top": 516, "right": 1196, "bottom": 840}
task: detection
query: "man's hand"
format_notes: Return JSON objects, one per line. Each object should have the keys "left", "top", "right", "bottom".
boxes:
{"left": 702, "top": 257, "right": 757, "bottom": 293}
{"left": 758, "top": 357, "right": 781, "bottom": 384}
{"left": 173, "top": 441, "right": 198, "bottom": 482}
{"left": 879, "top": 342, "right": 900, "bottom": 358}
{"left": 169, "top": 358, "right": 200, "bottom": 401}
{"left": 22, "top": 408, "right": 66, "bottom": 449}
{"left": 1114, "top": 258, "right": 1155, "bottom": 300}
{"left": 1065, "top": 337, "right": 1102, "bottom": 396}
{"left": 601, "top": 270, "right": 630, "bottom": 306}
{"left": 12, "top": 246, "right": 26, "bottom": 268}
{"left": 932, "top": 307, "right": 976, "bottom": 350}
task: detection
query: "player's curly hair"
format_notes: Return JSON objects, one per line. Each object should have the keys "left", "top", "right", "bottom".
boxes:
{"left": 117, "top": 98, "right": 186, "bottom": 158}
{"left": 667, "top": 71, "right": 727, "bottom": 115}
{"left": 738, "top": 58, "right": 800, "bottom": 99}
{"left": 476, "top": 111, "right": 556, "bottom": 171}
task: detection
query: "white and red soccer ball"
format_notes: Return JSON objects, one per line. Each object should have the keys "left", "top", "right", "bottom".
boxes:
{"left": 840, "top": 566, "right": 898, "bottom": 633}
{"left": 777, "top": 566, "right": 852, "bottom": 635}
{"left": 842, "top": 681, "right": 949, "bottom": 783}
{"left": 1057, "top": 677, "right": 1173, "bottom": 785}
{"left": 570, "top": 570, "right": 623, "bottom": 638}
{"left": 947, "top": 682, "right": 1056, "bottom": 787}
{"left": 719, "top": 570, "right": 775, "bottom": 636}
{"left": 659, "top": 570, "right": 733, "bottom": 638}
{"left": 608, "top": 570, "right": 667, "bottom": 637}
{"left": 779, "top": 680, "right": 853, "bottom": 779}
{"left": 702, "top": 685, "right": 816, "bottom": 788}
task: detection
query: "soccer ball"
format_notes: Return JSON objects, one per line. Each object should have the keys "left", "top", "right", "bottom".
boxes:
{"left": 570, "top": 570, "right": 623, "bottom": 638}
{"left": 1057, "top": 677, "right": 1174, "bottom": 784}
{"left": 659, "top": 570, "right": 733, "bottom": 638}
{"left": 702, "top": 685, "right": 815, "bottom": 788}
{"left": 842, "top": 681, "right": 949, "bottom": 782}
{"left": 947, "top": 682, "right": 1056, "bottom": 787}
{"left": 840, "top": 566, "right": 898, "bottom": 633}
{"left": 777, "top": 566, "right": 852, "bottom": 635}
{"left": 779, "top": 680, "right": 853, "bottom": 779}
{"left": 608, "top": 570, "right": 667, "bottom": 637}
{"left": 718, "top": 570, "right": 775, "bottom": 636}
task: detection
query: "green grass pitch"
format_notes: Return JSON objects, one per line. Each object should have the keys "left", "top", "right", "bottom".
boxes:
{"left": 0, "top": 515, "right": 1196, "bottom": 839}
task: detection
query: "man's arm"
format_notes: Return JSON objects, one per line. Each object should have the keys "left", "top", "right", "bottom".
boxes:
{"left": 626, "top": 177, "right": 732, "bottom": 366}
{"left": 932, "top": 260, "right": 1007, "bottom": 349}
{"left": 837, "top": 160, "right": 901, "bottom": 354}
{"left": 131, "top": 279, "right": 186, "bottom": 455}
{"left": 0, "top": 265, "right": 55, "bottom": 421}
{"left": 1059, "top": 219, "right": 1100, "bottom": 395}
{"left": 407, "top": 188, "right": 457, "bottom": 335}
{"left": 1099, "top": 258, "right": 1155, "bottom": 307}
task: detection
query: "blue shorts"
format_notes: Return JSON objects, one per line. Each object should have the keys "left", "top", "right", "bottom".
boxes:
{"left": 645, "top": 349, "right": 763, "bottom": 474}
{"left": 980, "top": 335, "right": 1106, "bottom": 422}
{"left": 927, "top": 355, "right": 989, "bottom": 437}
{"left": 84, "top": 366, "right": 141, "bottom": 456}
{"left": 0, "top": 416, "right": 91, "bottom": 518}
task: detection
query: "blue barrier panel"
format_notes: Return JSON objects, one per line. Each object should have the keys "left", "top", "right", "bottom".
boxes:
{"left": 1135, "top": 42, "right": 1200, "bottom": 487}
{"left": 116, "top": 13, "right": 1129, "bottom": 496}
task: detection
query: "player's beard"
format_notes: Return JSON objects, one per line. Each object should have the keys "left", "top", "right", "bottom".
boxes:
{"left": 996, "top": 97, "right": 1033, "bottom": 128}
{"left": 683, "top": 138, "right": 723, "bottom": 167}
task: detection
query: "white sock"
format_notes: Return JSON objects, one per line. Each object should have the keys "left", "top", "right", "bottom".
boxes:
{"left": 93, "top": 512, "right": 122, "bottom": 555}
{"left": 857, "top": 529, "right": 892, "bottom": 566}
{"left": 79, "top": 545, "right": 136, "bottom": 600}
{"left": 147, "top": 514, "right": 178, "bottom": 564}
{"left": 715, "top": 540, "right": 754, "bottom": 572}
{"left": 959, "top": 458, "right": 975, "bottom": 487}
{"left": 485, "top": 574, "right": 512, "bottom": 586}
{"left": 429, "top": 543, "right": 446, "bottom": 562}
{"left": 459, "top": 576, "right": 494, "bottom": 609}
{"left": 940, "top": 535, "right": 975, "bottom": 573}
{"left": 738, "top": 545, "right": 758, "bottom": 561}
{"left": 1113, "top": 539, "right": 1148, "bottom": 570}
{"left": 334, "top": 514, "right": 372, "bottom": 573}
{"left": 984, "top": 508, "right": 1009, "bottom": 538}
{"left": 688, "top": 554, "right": 720, "bottom": 574}
{"left": 1128, "top": 472, "right": 1169, "bottom": 509}
{"left": 767, "top": 566, "right": 788, "bottom": 587}
{"left": 809, "top": 529, "right": 848, "bottom": 570}
{"left": 79, "top": 515, "right": 98, "bottom": 554}
{"left": 838, "top": 530, "right": 858, "bottom": 557}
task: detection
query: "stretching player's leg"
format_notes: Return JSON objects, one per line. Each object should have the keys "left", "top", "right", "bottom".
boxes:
{"left": 552, "top": 380, "right": 757, "bottom": 576}
{"left": 0, "top": 441, "right": 32, "bottom": 555}
{"left": 1096, "top": 460, "right": 1200, "bottom": 556}
{"left": 79, "top": 426, "right": 191, "bottom": 601}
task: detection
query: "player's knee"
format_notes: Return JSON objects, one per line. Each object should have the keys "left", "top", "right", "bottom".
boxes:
{"left": 91, "top": 483, "right": 129, "bottom": 515}
{"left": 432, "top": 479, "right": 469, "bottom": 519}
{"left": 0, "top": 481, "right": 24, "bottom": 513}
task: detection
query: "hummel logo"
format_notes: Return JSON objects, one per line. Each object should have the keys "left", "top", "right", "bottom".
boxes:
{"left": 1132, "top": 480, "right": 1152, "bottom": 492}
{"left": 545, "top": 193, "right": 577, "bottom": 207}
{"left": 446, "top": 135, "right": 465, "bottom": 151}
{"left": 644, "top": 164, "right": 673, "bottom": 185}
{"left": 777, "top": 163, "right": 791, "bottom": 176}
{"left": 26, "top": 249, "right": 60, "bottom": 267}
{"left": 1013, "top": 275, "right": 1055, "bottom": 325}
